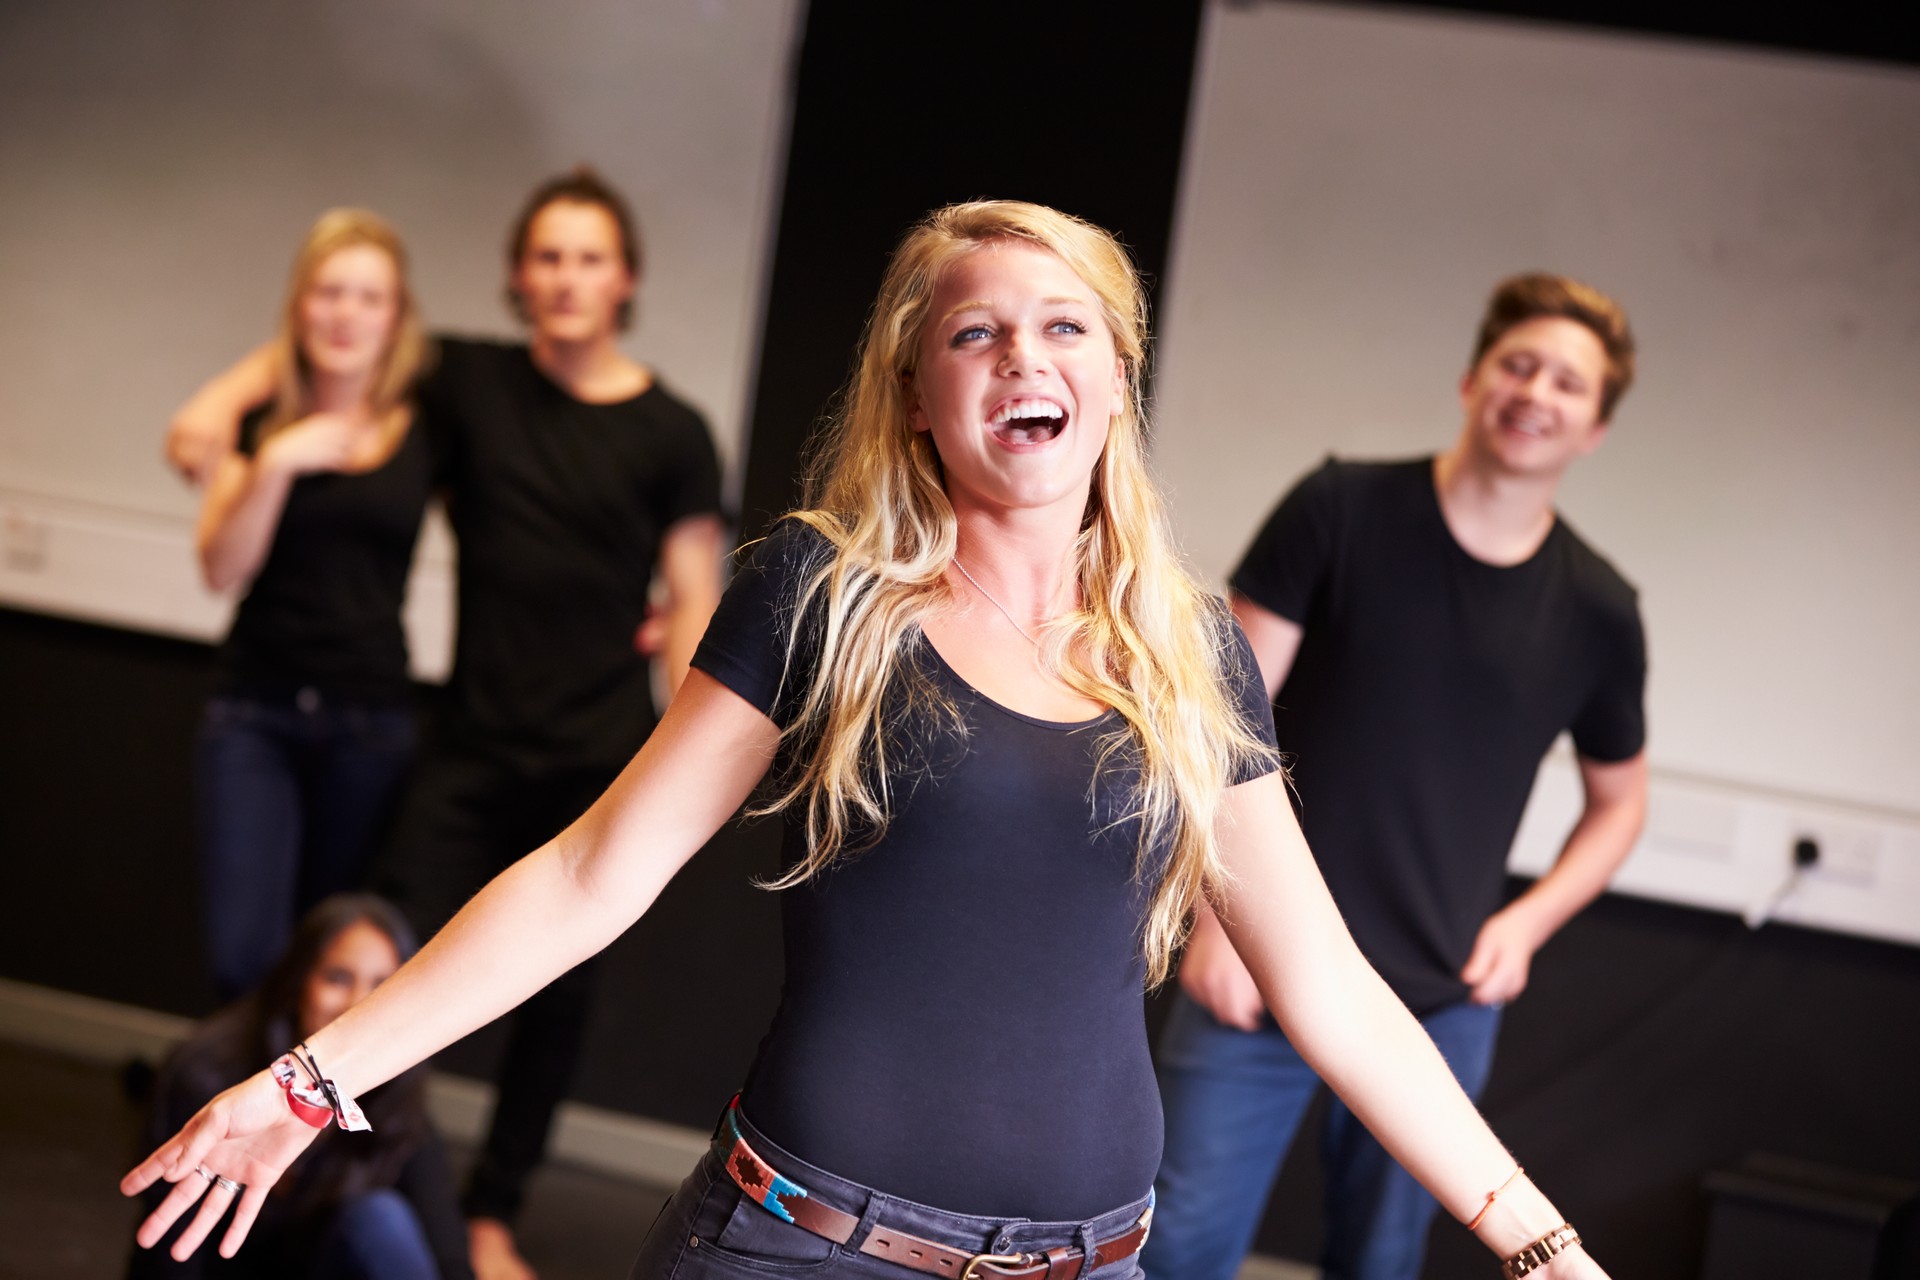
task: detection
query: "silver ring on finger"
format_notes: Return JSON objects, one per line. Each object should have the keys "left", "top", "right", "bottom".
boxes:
{"left": 211, "top": 1173, "right": 242, "bottom": 1194}
{"left": 192, "top": 1165, "right": 216, "bottom": 1184}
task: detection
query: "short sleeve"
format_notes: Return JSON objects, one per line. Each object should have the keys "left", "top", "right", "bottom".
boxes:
{"left": 691, "top": 520, "right": 828, "bottom": 726}
{"left": 1223, "top": 613, "right": 1281, "bottom": 785}
{"left": 652, "top": 393, "right": 725, "bottom": 529}
{"left": 1227, "top": 456, "right": 1342, "bottom": 625}
{"left": 1570, "top": 592, "right": 1648, "bottom": 763}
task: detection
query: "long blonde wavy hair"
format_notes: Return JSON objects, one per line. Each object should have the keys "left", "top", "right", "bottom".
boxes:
{"left": 758, "top": 200, "right": 1273, "bottom": 986}
{"left": 259, "top": 208, "right": 429, "bottom": 440}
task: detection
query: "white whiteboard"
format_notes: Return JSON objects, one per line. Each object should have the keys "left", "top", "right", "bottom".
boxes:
{"left": 1154, "top": 0, "right": 1920, "bottom": 818}
{"left": 0, "top": 0, "right": 800, "bottom": 662}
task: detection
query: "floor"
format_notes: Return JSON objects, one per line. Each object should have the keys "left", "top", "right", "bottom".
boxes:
{"left": 0, "top": 1040, "right": 669, "bottom": 1280}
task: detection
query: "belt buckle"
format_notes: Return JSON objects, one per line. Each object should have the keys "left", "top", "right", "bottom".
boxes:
{"left": 959, "top": 1252, "right": 1030, "bottom": 1279}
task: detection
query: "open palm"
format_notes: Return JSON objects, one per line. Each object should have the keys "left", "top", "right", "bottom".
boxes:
{"left": 121, "top": 1069, "right": 325, "bottom": 1262}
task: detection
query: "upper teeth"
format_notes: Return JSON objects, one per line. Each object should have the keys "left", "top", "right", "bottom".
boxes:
{"left": 991, "top": 399, "right": 1065, "bottom": 424}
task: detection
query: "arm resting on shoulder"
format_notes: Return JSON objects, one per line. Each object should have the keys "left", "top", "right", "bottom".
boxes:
{"left": 123, "top": 671, "right": 779, "bottom": 1263}
{"left": 1213, "top": 771, "right": 1607, "bottom": 1277}
{"left": 1460, "top": 751, "right": 1648, "bottom": 1005}
{"left": 166, "top": 344, "right": 279, "bottom": 486}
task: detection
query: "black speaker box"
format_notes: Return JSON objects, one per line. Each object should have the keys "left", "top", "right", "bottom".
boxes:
{"left": 1701, "top": 1154, "right": 1918, "bottom": 1280}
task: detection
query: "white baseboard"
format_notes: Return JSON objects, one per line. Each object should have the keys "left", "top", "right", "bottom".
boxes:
{"left": 0, "top": 975, "right": 1315, "bottom": 1279}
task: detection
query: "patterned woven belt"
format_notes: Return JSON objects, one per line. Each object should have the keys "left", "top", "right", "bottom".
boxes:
{"left": 714, "top": 1102, "right": 1152, "bottom": 1280}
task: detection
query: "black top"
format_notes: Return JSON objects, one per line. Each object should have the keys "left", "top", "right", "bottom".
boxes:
{"left": 419, "top": 337, "right": 724, "bottom": 770}
{"left": 129, "top": 1034, "right": 472, "bottom": 1280}
{"left": 692, "top": 521, "right": 1278, "bottom": 1220}
{"left": 216, "top": 407, "right": 434, "bottom": 706}
{"left": 1230, "top": 456, "right": 1646, "bottom": 1014}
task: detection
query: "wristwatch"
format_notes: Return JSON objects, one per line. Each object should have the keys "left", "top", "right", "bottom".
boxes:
{"left": 1503, "top": 1224, "right": 1580, "bottom": 1277}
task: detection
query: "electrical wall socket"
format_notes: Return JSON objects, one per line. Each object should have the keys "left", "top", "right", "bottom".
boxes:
{"left": 1792, "top": 818, "right": 1883, "bottom": 885}
{"left": 1510, "top": 750, "right": 1920, "bottom": 947}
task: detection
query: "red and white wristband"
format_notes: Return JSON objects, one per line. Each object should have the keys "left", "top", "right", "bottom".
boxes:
{"left": 270, "top": 1044, "right": 371, "bottom": 1132}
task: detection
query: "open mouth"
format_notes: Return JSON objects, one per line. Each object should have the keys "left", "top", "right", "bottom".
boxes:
{"left": 990, "top": 398, "right": 1068, "bottom": 445}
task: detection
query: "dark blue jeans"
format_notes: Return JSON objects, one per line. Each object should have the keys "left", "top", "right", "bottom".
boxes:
{"left": 1146, "top": 993, "right": 1503, "bottom": 1280}
{"left": 195, "top": 691, "right": 415, "bottom": 997}
{"left": 629, "top": 1104, "right": 1152, "bottom": 1279}
{"left": 310, "top": 1188, "right": 439, "bottom": 1280}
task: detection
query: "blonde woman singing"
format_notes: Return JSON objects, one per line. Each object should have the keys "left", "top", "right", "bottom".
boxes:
{"left": 129, "top": 201, "right": 1603, "bottom": 1280}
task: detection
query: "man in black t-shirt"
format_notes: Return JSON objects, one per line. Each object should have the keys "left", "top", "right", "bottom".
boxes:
{"left": 1147, "top": 276, "right": 1650, "bottom": 1280}
{"left": 382, "top": 170, "right": 724, "bottom": 1280}
{"left": 166, "top": 171, "right": 725, "bottom": 1280}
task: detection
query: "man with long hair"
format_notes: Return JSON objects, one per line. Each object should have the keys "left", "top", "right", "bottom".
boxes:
{"left": 1150, "top": 275, "right": 1651, "bottom": 1280}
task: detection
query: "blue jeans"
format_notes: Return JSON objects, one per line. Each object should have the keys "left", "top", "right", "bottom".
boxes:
{"left": 629, "top": 1103, "right": 1152, "bottom": 1279}
{"left": 310, "top": 1188, "right": 439, "bottom": 1280}
{"left": 1146, "top": 994, "right": 1502, "bottom": 1280}
{"left": 195, "top": 691, "right": 415, "bottom": 997}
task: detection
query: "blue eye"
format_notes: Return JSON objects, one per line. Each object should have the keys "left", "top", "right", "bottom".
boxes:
{"left": 951, "top": 324, "right": 991, "bottom": 345}
{"left": 1048, "top": 319, "right": 1088, "bottom": 335}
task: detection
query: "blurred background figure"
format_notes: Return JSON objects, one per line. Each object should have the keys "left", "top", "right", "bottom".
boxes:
{"left": 191, "top": 210, "right": 434, "bottom": 1000}
{"left": 1150, "top": 274, "right": 1650, "bottom": 1280}
{"left": 129, "top": 893, "right": 471, "bottom": 1280}
{"left": 166, "top": 169, "right": 726, "bottom": 1280}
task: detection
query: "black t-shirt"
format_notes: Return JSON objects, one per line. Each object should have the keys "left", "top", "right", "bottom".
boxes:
{"left": 217, "top": 406, "right": 434, "bottom": 705}
{"left": 1231, "top": 456, "right": 1646, "bottom": 1014}
{"left": 691, "top": 521, "right": 1278, "bottom": 1220}
{"left": 419, "top": 337, "right": 723, "bottom": 769}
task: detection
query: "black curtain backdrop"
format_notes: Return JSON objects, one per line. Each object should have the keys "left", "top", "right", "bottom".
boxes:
{"left": 737, "top": 0, "right": 1207, "bottom": 540}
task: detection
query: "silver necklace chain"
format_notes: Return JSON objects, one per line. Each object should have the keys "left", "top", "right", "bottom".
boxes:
{"left": 951, "top": 557, "right": 1044, "bottom": 647}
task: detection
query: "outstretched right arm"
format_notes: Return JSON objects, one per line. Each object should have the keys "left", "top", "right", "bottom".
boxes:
{"left": 165, "top": 344, "right": 278, "bottom": 486}
{"left": 122, "top": 670, "right": 782, "bottom": 1261}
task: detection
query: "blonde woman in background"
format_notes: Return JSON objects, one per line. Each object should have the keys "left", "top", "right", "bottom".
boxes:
{"left": 130, "top": 201, "right": 1604, "bottom": 1280}
{"left": 192, "top": 209, "right": 434, "bottom": 1000}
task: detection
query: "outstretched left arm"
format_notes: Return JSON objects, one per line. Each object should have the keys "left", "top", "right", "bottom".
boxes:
{"left": 1213, "top": 771, "right": 1608, "bottom": 1276}
{"left": 1461, "top": 751, "right": 1649, "bottom": 1006}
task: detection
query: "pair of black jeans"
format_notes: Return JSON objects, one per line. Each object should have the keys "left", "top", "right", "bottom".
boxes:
{"left": 374, "top": 738, "right": 620, "bottom": 1225}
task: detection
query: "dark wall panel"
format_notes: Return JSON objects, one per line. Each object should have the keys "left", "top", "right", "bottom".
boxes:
{"left": 0, "top": 605, "right": 784, "bottom": 1131}
{"left": 738, "top": 0, "right": 1207, "bottom": 538}
{"left": 1247, "top": 886, "right": 1920, "bottom": 1276}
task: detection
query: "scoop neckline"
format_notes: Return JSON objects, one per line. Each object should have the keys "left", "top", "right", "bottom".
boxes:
{"left": 918, "top": 636, "right": 1119, "bottom": 732}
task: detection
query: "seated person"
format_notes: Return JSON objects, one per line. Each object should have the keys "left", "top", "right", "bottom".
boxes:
{"left": 130, "top": 895, "right": 471, "bottom": 1280}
